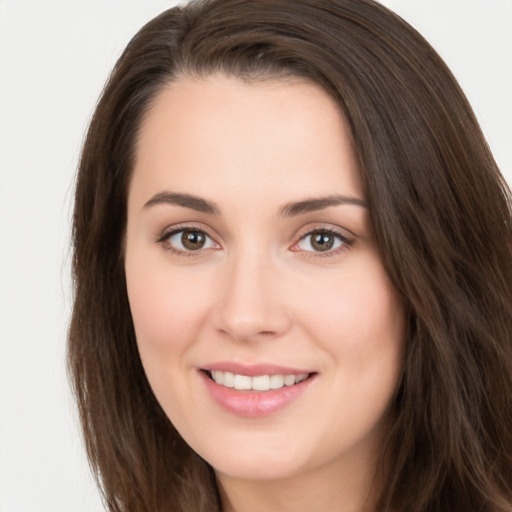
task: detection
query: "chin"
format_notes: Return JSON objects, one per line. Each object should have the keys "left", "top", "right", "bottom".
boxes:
{"left": 209, "top": 443, "right": 320, "bottom": 483}
{"left": 211, "top": 456, "right": 303, "bottom": 481}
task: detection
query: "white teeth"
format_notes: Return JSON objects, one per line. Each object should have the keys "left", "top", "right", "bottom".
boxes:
{"left": 223, "top": 371, "right": 235, "bottom": 388}
{"left": 252, "top": 375, "right": 270, "bottom": 391}
{"left": 210, "top": 371, "right": 309, "bottom": 391}
{"left": 284, "top": 375, "right": 296, "bottom": 386}
{"left": 233, "top": 374, "right": 251, "bottom": 390}
{"left": 269, "top": 374, "right": 285, "bottom": 389}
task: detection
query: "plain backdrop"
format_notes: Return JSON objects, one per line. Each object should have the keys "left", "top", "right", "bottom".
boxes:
{"left": 0, "top": 1, "right": 510, "bottom": 511}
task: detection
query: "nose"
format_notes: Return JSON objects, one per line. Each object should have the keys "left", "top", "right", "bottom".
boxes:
{"left": 213, "top": 250, "right": 292, "bottom": 343}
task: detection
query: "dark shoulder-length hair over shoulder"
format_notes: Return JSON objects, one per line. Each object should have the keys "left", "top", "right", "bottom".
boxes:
{"left": 68, "top": 1, "right": 512, "bottom": 511}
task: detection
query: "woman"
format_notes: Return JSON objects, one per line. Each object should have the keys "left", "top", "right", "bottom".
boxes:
{"left": 68, "top": 0, "right": 512, "bottom": 511}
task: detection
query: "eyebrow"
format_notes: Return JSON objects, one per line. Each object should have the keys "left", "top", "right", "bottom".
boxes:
{"left": 143, "top": 192, "right": 220, "bottom": 214}
{"left": 280, "top": 195, "right": 368, "bottom": 217}
{"left": 142, "top": 191, "right": 367, "bottom": 216}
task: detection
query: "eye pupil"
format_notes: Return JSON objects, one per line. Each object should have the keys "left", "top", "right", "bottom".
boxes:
{"left": 181, "top": 230, "right": 205, "bottom": 250}
{"left": 311, "top": 232, "right": 334, "bottom": 251}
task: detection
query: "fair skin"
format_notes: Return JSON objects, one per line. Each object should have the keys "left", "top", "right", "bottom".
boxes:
{"left": 125, "top": 74, "right": 405, "bottom": 512}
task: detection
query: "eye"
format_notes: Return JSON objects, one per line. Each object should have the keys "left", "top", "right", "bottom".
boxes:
{"left": 295, "top": 229, "right": 351, "bottom": 254}
{"left": 163, "top": 228, "right": 216, "bottom": 252}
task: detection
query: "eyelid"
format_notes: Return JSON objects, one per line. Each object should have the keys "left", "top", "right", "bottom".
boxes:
{"left": 290, "top": 224, "right": 355, "bottom": 256}
{"left": 294, "top": 223, "right": 355, "bottom": 241}
{"left": 155, "top": 222, "right": 355, "bottom": 257}
{"left": 156, "top": 223, "right": 221, "bottom": 255}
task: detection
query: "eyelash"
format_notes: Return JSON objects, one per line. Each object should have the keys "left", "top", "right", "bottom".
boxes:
{"left": 292, "top": 226, "right": 354, "bottom": 257}
{"left": 156, "top": 224, "right": 354, "bottom": 258}
{"left": 156, "top": 224, "right": 218, "bottom": 258}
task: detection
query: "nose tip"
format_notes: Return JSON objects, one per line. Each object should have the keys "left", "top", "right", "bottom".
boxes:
{"left": 213, "top": 259, "right": 291, "bottom": 343}
{"left": 217, "top": 316, "right": 280, "bottom": 343}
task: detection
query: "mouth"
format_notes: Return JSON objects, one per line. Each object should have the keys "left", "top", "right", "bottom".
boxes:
{"left": 206, "top": 370, "right": 311, "bottom": 392}
{"left": 200, "top": 364, "right": 317, "bottom": 417}
{"left": 199, "top": 362, "right": 317, "bottom": 416}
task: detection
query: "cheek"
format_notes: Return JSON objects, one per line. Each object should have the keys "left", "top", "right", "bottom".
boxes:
{"left": 125, "top": 258, "right": 211, "bottom": 360}
{"left": 302, "top": 257, "right": 405, "bottom": 433}
{"left": 124, "top": 258, "right": 216, "bottom": 418}
{"left": 296, "top": 254, "right": 406, "bottom": 426}
{"left": 299, "top": 258, "right": 404, "bottom": 353}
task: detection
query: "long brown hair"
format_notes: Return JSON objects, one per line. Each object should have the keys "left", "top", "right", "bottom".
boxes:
{"left": 68, "top": 1, "right": 512, "bottom": 510}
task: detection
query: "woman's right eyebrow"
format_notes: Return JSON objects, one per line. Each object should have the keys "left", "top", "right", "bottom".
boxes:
{"left": 143, "top": 191, "right": 220, "bottom": 215}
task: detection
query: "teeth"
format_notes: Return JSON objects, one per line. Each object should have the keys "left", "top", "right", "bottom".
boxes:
{"left": 284, "top": 375, "right": 296, "bottom": 386}
{"left": 233, "top": 374, "right": 251, "bottom": 390}
{"left": 223, "top": 371, "right": 234, "bottom": 388}
{"left": 252, "top": 375, "right": 270, "bottom": 391}
{"left": 270, "top": 375, "right": 284, "bottom": 389}
{"left": 210, "top": 371, "right": 309, "bottom": 391}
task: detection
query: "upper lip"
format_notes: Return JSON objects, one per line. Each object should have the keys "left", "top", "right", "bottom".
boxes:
{"left": 201, "top": 361, "right": 314, "bottom": 377}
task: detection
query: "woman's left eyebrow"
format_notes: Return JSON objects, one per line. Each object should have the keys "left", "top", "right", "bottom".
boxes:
{"left": 280, "top": 195, "right": 368, "bottom": 217}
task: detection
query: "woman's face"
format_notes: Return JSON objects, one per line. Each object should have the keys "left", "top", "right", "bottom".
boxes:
{"left": 125, "top": 75, "right": 405, "bottom": 486}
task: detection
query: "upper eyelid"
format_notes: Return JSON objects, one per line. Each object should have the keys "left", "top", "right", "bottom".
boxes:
{"left": 294, "top": 223, "right": 355, "bottom": 241}
{"left": 157, "top": 223, "right": 216, "bottom": 242}
{"left": 156, "top": 225, "right": 219, "bottom": 256}
{"left": 299, "top": 229, "right": 350, "bottom": 243}
{"left": 299, "top": 230, "right": 352, "bottom": 245}
{"left": 155, "top": 222, "right": 355, "bottom": 249}
{"left": 291, "top": 224, "right": 356, "bottom": 254}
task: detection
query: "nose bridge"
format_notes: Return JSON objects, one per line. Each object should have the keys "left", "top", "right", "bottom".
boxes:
{"left": 215, "top": 245, "right": 289, "bottom": 341}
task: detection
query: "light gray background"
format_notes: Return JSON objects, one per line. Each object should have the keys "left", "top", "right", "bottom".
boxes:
{"left": 0, "top": 1, "right": 510, "bottom": 511}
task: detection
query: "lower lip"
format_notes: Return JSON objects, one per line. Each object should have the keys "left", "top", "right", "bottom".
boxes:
{"left": 200, "top": 371, "right": 314, "bottom": 418}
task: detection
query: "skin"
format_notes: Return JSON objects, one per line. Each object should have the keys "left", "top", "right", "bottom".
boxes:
{"left": 125, "top": 74, "right": 405, "bottom": 512}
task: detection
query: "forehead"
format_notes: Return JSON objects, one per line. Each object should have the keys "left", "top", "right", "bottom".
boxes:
{"left": 130, "top": 74, "right": 363, "bottom": 207}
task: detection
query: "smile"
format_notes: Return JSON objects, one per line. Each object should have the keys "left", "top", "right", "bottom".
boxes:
{"left": 210, "top": 371, "right": 309, "bottom": 391}
{"left": 201, "top": 366, "right": 316, "bottom": 417}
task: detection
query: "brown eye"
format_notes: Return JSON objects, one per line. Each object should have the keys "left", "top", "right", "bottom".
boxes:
{"left": 311, "top": 232, "right": 335, "bottom": 251}
{"left": 181, "top": 230, "right": 206, "bottom": 250}
{"left": 165, "top": 228, "right": 215, "bottom": 253}
{"left": 297, "top": 229, "right": 347, "bottom": 253}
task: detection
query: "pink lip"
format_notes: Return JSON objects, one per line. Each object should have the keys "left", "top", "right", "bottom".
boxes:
{"left": 199, "top": 363, "right": 316, "bottom": 418}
